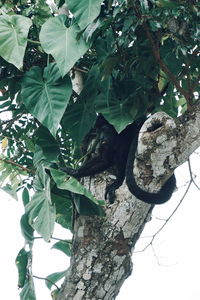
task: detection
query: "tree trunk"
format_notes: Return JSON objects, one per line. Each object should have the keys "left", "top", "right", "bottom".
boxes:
{"left": 57, "top": 100, "right": 200, "bottom": 300}
{"left": 57, "top": 175, "right": 153, "bottom": 300}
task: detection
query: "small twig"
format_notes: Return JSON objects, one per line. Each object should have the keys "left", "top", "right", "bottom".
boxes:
{"left": 1, "top": 113, "right": 24, "bottom": 129}
{"left": 135, "top": 180, "right": 192, "bottom": 253}
{"left": 188, "top": 158, "right": 200, "bottom": 190}
{"left": 33, "top": 275, "right": 60, "bottom": 290}
{"left": 151, "top": 244, "right": 161, "bottom": 266}
{"left": 34, "top": 236, "right": 71, "bottom": 242}
{"left": 0, "top": 158, "right": 35, "bottom": 175}
{"left": 27, "top": 39, "right": 41, "bottom": 45}
{"left": 73, "top": 66, "right": 88, "bottom": 74}
{"left": 143, "top": 23, "right": 192, "bottom": 106}
{"left": 132, "top": 4, "right": 193, "bottom": 108}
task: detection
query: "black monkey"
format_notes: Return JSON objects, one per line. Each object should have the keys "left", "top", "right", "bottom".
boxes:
{"left": 61, "top": 115, "right": 118, "bottom": 179}
{"left": 61, "top": 115, "right": 176, "bottom": 204}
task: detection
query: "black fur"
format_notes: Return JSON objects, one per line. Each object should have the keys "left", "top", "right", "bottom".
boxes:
{"left": 61, "top": 115, "right": 176, "bottom": 204}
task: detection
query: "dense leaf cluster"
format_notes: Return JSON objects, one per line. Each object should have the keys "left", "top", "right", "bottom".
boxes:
{"left": 0, "top": 0, "right": 199, "bottom": 298}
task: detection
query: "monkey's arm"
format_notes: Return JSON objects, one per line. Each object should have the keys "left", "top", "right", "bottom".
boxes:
{"left": 125, "top": 134, "right": 176, "bottom": 205}
{"left": 60, "top": 155, "right": 113, "bottom": 178}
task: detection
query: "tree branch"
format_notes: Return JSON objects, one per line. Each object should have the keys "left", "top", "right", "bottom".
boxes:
{"left": 57, "top": 99, "right": 200, "bottom": 299}
{"left": 132, "top": 103, "right": 200, "bottom": 194}
{"left": 144, "top": 23, "right": 192, "bottom": 105}
{"left": 0, "top": 158, "right": 35, "bottom": 175}
{"left": 132, "top": 4, "right": 193, "bottom": 108}
{"left": 57, "top": 171, "right": 154, "bottom": 300}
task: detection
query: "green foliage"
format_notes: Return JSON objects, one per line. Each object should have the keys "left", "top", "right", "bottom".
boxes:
{"left": 34, "top": 125, "right": 61, "bottom": 161}
{"left": 0, "top": 0, "right": 199, "bottom": 297}
{"left": 0, "top": 15, "right": 32, "bottom": 69}
{"left": 51, "top": 192, "right": 73, "bottom": 230}
{"left": 39, "top": 15, "right": 90, "bottom": 76}
{"left": 0, "top": 155, "right": 28, "bottom": 200}
{"left": 20, "top": 213, "right": 34, "bottom": 243}
{"left": 52, "top": 240, "right": 72, "bottom": 256}
{"left": 15, "top": 248, "right": 30, "bottom": 288}
{"left": 61, "top": 66, "right": 99, "bottom": 144}
{"left": 66, "top": 0, "right": 102, "bottom": 30}
{"left": 20, "top": 277, "right": 36, "bottom": 300}
{"left": 15, "top": 247, "right": 36, "bottom": 299}
{"left": 50, "top": 168, "right": 105, "bottom": 207}
{"left": 21, "top": 63, "right": 72, "bottom": 137}
{"left": 45, "top": 270, "right": 67, "bottom": 290}
{"left": 25, "top": 171, "right": 56, "bottom": 242}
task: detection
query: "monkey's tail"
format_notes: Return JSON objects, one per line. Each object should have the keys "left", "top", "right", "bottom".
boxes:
{"left": 125, "top": 134, "right": 176, "bottom": 205}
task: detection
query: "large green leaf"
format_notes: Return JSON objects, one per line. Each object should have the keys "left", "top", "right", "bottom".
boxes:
{"left": 20, "top": 278, "right": 36, "bottom": 300}
{"left": 21, "top": 63, "right": 72, "bottom": 137}
{"left": 62, "top": 66, "right": 99, "bottom": 144}
{"left": 96, "top": 91, "right": 146, "bottom": 133}
{"left": 0, "top": 15, "right": 32, "bottom": 69}
{"left": 62, "top": 100, "right": 96, "bottom": 145}
{"left": 50, "top": 168, "right": 105, "bottom": 206}
{"left": 35, "top": 125, "right": 60, "bottom": 161}
{"left": 66, "top": 0, "right": 102, "bottom": 30}
{"left": 20, "top": 214, "right": 34, "bottom": 244}
{"left": 31, "top": 192, "right": 56, "bottom": 242}
{"left": 15, "top": 248, "right": 29, "bottom": 288}
{"left": 93, "top": 78, "right": 133, "bottom": 132}
{"left": 22, "top": 187, "right": 30, "bottom": 207}
{"left": 25, "top": 176, "right": 56, "bottom": 242}
{"left": 94, "top": 77, "right": 148, "bottom": 132}
{"left": 52, "top": 240, "right": 72, "bottom": 256}
{"left": 39, "top": 15, "right": 90, "bottom": 77}
{"left": 74, "top": 194, "right": 105, "bottom": 216}
{"left": 51, "top": 192, "right": 73, "bottom": 230}
{"left": 45, "top": 270, "right": 67, "bottom": 290}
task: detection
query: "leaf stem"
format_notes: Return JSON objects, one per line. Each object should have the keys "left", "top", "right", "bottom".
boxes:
{"left": 33, "top": 275, "right": 60, "bottom": 290}
{"left": 27, "top": 39, "right": 41, "bottom": 45}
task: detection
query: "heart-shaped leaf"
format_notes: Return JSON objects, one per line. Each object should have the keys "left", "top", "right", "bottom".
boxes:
{"left": 21, "top": 63, "right": 72, "bottom": 137}
{"left": 66, "top": 0, "right": 102, "bottom": 30}
{"left": 0, "top": 15, "right": 32, "bottom": 69}
{"left": 39, "top": 15, "right": 89, "bottom": 77}
{"left": 62, "top": 66, "right": 99, "bottom": 144}
{"left": 25, "top": 183, "right": 56, "bottom": 242}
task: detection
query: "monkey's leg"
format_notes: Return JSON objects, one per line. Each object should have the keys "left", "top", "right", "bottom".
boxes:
{"left": 105, "top": 166, "right": 126, "bottom": 204}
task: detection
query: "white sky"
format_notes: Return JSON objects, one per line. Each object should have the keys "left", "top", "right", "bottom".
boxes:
{"left": 1, "top": 153, "right": 200, "bottom": 300}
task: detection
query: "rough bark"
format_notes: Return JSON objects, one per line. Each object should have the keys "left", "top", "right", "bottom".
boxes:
{"left": 133, "top": 103, "right": 200, "bottom": 192}
{"left": 57, "top": 100, "right": 200, "bottom": 300}
{"left": 57, "top": 177, "right": 153, "bottom": 300}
